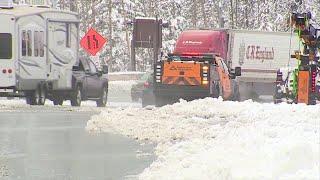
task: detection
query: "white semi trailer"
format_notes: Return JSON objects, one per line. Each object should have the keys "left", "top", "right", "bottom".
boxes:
{"left": 0, "top": 1, "right": 80, "bottom": 105}
{"left": 172, "top": 29, "right": 300, "bottom": 100}
{"left": 226, "top": 30, "right": 300, "bottom": 99}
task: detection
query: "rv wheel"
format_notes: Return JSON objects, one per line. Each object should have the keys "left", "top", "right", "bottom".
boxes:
{"left": 34, "top": 88, "right": 41, "bottom": 105}
{"left": 26, "top": 93, "right": 36, "bottom": 105}
{"left": 25, "top": 89, "right": 40, "bottom": 105}
{"left": 71, "top": 86, "right": 82, "bottom": 107}
{"left": 38, "top": 85, "right": 46, "bottom": 105}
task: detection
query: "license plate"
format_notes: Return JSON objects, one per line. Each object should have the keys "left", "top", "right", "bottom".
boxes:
{"left": 0, "top": 89, "right": 14, "bottom": 93}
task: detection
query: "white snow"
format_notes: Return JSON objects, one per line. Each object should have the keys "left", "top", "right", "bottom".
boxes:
{"left": 86, "top": 98, "right": 320, "bottom": 180}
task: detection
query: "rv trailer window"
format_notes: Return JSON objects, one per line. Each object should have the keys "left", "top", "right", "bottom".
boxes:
{"left": 39, "top": 31, "right": 44, "bottom": 57}
{"left": 34, "top": 31, "right": 39, "bottom": 57}
{"left": 0, "top": 33, "right": 12, "bottom": 59}
{"left": 22, "top": 31, "right": 27, "bottom": 56}
{"left": 34, "top": 31, "right": 44, "bottom": 57}
{"left": 66, "top": 24, "right": 71, "bottom": 48}
{"left": 27, "top": 30, "right": 32, "bottom": 56}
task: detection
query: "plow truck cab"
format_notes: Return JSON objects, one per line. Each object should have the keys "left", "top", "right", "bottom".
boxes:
{"left": 154, "top": 30, "right": 241, "bottom": 106}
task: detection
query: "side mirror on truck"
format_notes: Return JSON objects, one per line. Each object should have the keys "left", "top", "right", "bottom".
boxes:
{"left": 229, "top": 67, "right": 241, "bottom": 79}
{"left": 102, "top": 65, "right": 108, "bottom": 74}
{"left": 235, "top": 67, "right": 241, "bottom": 76}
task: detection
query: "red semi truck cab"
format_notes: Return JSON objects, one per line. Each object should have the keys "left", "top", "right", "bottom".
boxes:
{"left": 174, "top": 30, "right": 228, "bottom": 60}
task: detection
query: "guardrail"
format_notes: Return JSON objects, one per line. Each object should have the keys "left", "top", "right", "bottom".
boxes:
{"left": 107, "top": 72, "right": 145, "bottom": 81}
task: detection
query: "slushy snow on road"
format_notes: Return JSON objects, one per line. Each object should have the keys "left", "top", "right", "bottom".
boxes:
{"left": 87, "top": 98, "right": 320, "bottom": 180}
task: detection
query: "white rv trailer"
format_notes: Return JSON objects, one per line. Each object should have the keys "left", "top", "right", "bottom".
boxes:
{"left": 0, "top": 1, "right": 79, "bottom": 105}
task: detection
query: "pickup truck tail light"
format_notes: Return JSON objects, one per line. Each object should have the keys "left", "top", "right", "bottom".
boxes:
{"left": 144, "top": 82, "right": 150, "bottom": 88}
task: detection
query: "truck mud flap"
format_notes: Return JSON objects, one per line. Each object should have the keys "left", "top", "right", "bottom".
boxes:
{"left": 162, "top": 76, "right": 201, "bottom": 85}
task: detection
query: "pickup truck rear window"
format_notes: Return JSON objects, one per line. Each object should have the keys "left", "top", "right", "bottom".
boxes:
{"left": 0, "top": 33, "right": 12, "bottom": 59}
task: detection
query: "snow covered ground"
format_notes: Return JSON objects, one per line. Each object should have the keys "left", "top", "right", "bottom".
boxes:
{"left": 0, "top": 98, "right": 140, "bottom": 112}
{"left": 87, "top": 98, "right": 320, "bottom": 180}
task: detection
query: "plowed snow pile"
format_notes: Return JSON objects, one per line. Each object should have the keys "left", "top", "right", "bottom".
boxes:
{"left": 86, "top": 98, "right": 320, "bottom": 180}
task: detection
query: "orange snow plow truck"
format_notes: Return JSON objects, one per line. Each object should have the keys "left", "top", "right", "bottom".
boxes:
{"left": 154, "top": 30, "right": 241, "bottom": 106}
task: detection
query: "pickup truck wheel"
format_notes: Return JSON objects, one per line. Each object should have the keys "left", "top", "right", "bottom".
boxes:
{"left": 71, "top": 86, "right": 82, "bottom": 107}
{"left": 53, "top": 98, "right": 63, "bottom": 106}
{"left": 142, "top": 92, "right": 149, "bottom": 108}
{"left": 97, "top": 86, "right": 108, "bottom": 107}
{"left": 131, "top": 96, "right": 139, "bottom": 102}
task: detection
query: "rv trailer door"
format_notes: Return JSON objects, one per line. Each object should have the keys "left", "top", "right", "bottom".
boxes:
{"left": 0, "top": 15, "right": 16, "bottom": 88}
{"left": 18, "top": 24, "right": 47, "bottom": 90}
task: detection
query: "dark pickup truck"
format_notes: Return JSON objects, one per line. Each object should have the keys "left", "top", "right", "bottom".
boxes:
{"left": 49, "top": 58, "right": 108, "bottom": 107}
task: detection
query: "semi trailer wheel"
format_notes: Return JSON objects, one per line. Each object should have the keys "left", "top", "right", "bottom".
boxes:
{"left": 273, "top": 84, "right": 284, "bottom": 104}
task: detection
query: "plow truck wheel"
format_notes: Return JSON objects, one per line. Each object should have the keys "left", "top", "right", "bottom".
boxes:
{"left": 155, "top": 95, "right": 166, "bottom": 107}
{"left": 155, "top": 95, "right": 172, "bottom": 107}
{"left": 211, "top": 81, "right": 220, "bottom": 98}
{"left": 232, "top": 83, "right": 240, "bottom": 101}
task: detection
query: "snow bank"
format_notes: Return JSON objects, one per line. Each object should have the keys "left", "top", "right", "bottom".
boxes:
{"left": 87, "top": 98, "right": 320, "bottom": 180}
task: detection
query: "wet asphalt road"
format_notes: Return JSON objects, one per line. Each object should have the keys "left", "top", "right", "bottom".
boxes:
{"left": 0, "top": 110, "right": 154, "bottom": 180}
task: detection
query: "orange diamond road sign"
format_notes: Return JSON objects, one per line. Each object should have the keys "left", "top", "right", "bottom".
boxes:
{"left": 80, "top": 28, "right": 107, "bottom": 56}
